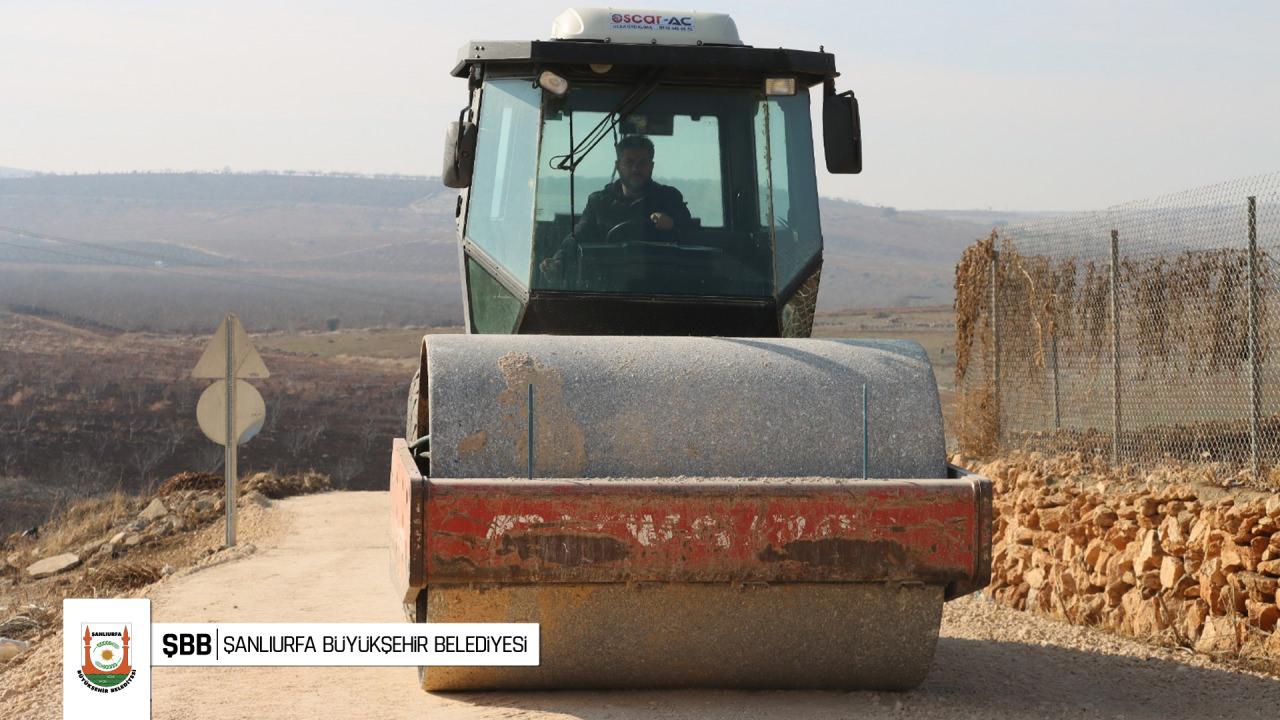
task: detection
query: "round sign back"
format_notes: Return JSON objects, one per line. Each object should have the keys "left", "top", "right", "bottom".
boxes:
{"left": 196, "top": 380, "right": 266, "bottom": 446}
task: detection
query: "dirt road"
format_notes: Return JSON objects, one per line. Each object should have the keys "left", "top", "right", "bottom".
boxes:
{"left": 148, "top": 492, "right": 1280, "bottom": 720}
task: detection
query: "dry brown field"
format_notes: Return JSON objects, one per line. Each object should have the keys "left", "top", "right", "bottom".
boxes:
{"left": 1, "top": 306, "right": 958, "bottom": 536}
{"left": 0, "top": 309, "right": 421, "bottom": 535}
{"left": 813, "top": 305, "right": 958, "bottom": 429}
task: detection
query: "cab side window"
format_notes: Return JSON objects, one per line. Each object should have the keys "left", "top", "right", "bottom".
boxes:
{"left": 467, "top": 79, "right": 542, "bottom": 284}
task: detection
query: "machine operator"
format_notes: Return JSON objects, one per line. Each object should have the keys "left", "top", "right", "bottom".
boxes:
{"left": 539, "top": 134, "right": 693, "bottom": 282}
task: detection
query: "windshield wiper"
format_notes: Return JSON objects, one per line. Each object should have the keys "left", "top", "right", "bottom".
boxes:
{"left": 549, "top": 68, "right": 664, "bottom": 172}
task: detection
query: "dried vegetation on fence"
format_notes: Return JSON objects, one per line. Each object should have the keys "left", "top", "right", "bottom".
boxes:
{"left": 954, "top": 225, "right": 1277, "bottom": 474}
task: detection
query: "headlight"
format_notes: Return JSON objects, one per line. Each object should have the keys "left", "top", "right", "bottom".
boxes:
{"left": 764, "top": 78, "right": 796, "bottom": 96}
{"left": 539, "top": 70, "right": 570, "bottom": 97}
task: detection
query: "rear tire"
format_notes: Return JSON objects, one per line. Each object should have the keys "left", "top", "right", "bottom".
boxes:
{"left": 405, "top": 369, "right": 430, "bottom": 691}
{"left": 405, "top": 367, "right": 426, "bottom": 443}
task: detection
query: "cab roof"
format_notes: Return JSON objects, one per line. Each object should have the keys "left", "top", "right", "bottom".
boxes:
{"left": 450, "top": 40, "right": 838, "bottom": 87}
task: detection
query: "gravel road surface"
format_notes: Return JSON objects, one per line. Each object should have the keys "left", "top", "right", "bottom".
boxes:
{"left": 144, "top": 492, "right": 1280, "bottom": 720}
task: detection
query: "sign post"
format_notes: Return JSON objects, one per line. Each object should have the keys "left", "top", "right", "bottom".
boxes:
{"left": 193, "top": 313, "right": 269, "bottom": 547}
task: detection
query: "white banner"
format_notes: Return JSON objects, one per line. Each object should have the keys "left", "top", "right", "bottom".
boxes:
{"left": 64, "top": 598, "right": 151, "bottom": 720}
{"left": 152, "top": 623, "right": 539, "bottom": 666}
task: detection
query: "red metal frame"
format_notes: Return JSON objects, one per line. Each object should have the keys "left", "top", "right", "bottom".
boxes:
{"left": 391, "top": 440, "right": 992, "bottom": 600}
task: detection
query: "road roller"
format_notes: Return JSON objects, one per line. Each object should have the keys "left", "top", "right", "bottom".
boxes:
{"left": 390, "top": 8, "right": 992, "bottom": 691}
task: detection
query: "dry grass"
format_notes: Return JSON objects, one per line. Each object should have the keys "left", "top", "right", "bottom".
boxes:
{"left": 0, "top": 611, "right": 44, "bottom": 640}
{"left": 954, "top": 232, "right": 999, "bottom": 457}
{"left": 956, "top": 384, "right": 999, "bottom": 459}
{"left": 28, "top": 491, "right": 138, "bottom": 559}
{"left": 955, "top": 233, "right": 1277, "bottom": 382}
{"left": 954, "top": 231, "right": 995, "bottom": 385}
{"left": 71, "top": 562, "right": 163, "bottom": 597}
{"left": 1, "top": 492, "right": 155, "bottom": 646}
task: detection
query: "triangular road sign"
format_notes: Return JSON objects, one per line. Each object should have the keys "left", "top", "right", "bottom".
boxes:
{"left": 192, "top": 314, "right": 270, "bottom": 379}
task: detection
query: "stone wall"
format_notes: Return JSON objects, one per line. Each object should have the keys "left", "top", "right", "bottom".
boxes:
{"left": 964, "top": 451, "right": 1280, "bottom": 663}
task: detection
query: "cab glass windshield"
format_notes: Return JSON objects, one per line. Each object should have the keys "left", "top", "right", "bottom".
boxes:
{"left": 532, "top": 84, "right": 819, "bottom": 297}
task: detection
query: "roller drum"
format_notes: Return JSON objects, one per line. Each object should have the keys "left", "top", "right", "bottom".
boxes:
{"left": 424, "top": 335, "right": 945, "bottom": 480}
{"left": 421, "top": 583, "right": 943, "bottom": 691}
{"left": 399, "top": 334, "right": 972, "bottom": 691}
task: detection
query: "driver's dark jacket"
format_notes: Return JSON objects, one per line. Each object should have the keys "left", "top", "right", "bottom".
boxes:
{"left": 549, "top": 180, "right": 693, "bottom": 264}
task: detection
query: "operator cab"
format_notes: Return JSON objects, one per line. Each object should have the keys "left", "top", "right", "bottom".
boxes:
{"left": 444, "top": 8, "right": 861, "bottom": 337}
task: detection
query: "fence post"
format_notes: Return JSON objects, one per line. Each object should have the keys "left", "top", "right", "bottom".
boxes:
{"left": 1051, "top": 330, "right": 1061, "bottom": 430}
{"left": 990, "top": 235, "right": 1002, "bottom": 446}
{"left": 1247, "top": 196, "right": 1261, "bottom": 481}
{"left": 1110, "top": 229, "right": 1122, "bottom": 465}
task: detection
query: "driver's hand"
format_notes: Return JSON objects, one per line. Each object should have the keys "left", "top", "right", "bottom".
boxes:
{"left": 540, "top": 257, "right": 562, "bottom": 281}
{"left": 650, "top": 212, "right": 674, "bottom": 232}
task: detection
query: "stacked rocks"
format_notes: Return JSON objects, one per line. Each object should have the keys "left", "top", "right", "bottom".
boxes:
{"left": 968, "top": 452, "right": 1280, "bottom": 661}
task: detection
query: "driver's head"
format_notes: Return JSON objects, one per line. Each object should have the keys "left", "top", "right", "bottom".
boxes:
{"left": 615, "top": 135, "right": 655, "bottom": 194}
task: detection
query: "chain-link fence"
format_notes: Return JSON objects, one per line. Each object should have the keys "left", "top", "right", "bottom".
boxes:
{"left": 955, "top": 173, "right": 1280, "bottom": 484}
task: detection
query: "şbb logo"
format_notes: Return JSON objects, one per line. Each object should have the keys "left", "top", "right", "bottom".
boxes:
{"left": 64, "top": 599, "right": 149, "bottom": 717}
{"left": 76, "top": 623, "right": 137, "bottom": 692}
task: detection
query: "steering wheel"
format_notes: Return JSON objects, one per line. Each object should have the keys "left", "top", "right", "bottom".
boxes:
{"left": 605, "top": 218, "right": 649, "bottom": 245}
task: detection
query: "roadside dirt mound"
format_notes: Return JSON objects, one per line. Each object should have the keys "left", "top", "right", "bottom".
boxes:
{"left": 0, "top": 469, "right": 332, "bottom": 692}
{"left": 156, "top": 470, "right": 334, "bottom": 501}
{"left": 157, "top": 471, "right": 223, "bottom": 496}
{"left": 0, "top": 498, "right": 284, "bottom": 717}
{"left": 241, "top": 470, "right": 331, "bottom": 499}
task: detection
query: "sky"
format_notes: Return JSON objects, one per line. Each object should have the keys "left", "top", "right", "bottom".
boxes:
{"left": 1, "top": 0, "right": 1278, "bottom": 210}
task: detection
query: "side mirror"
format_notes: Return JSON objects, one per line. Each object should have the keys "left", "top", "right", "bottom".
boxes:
{"left": 442, "top": 120, "right": 478, "bottom": 188}
{"left": 823, "top": 86, "right": 862, "bottom": 174}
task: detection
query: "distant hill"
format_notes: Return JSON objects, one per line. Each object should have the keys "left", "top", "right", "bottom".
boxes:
{"left": 812, "top": 199, "right": 994, "bottom": 308}
{"left": 0, "top": 173, "right": 460, "bottom": 331}
{"left": 0, "top": 173, "right": 456, "bottom": 265}
{"left": 0, "top": 166, "right": 38, "bottom": 178}
{"left": 0, "top": 171, "right": 442, "bottom": 206}
{"left": 0, "top": 172, "right": 1019, "bottom": 330}
{"left": 913, "top": 208, "right": 1063, "bottom": 225}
